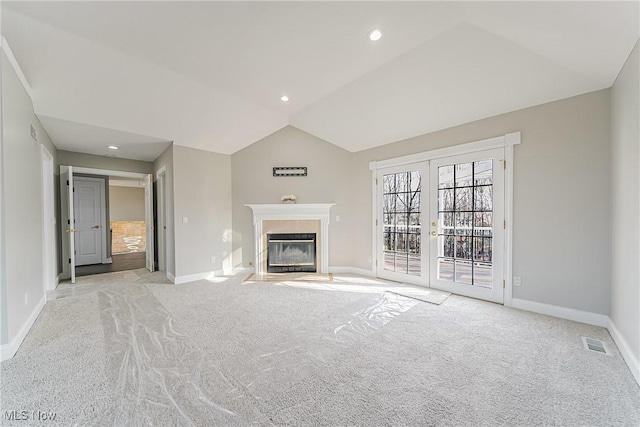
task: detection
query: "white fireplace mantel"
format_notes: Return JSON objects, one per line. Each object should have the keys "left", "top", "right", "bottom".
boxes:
{"left": 246, "top": 204, "right": 335, "bottom": 274}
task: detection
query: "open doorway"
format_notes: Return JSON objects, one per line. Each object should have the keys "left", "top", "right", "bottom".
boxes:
{"left": 60, "top": 166, "right": 155, "bottom": 283}
{"left": 75, "top": 176, "right": 147, "bottom": 276}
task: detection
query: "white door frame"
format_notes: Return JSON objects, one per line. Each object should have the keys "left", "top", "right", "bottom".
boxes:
{"left": 369, "top": 132, "right": 520, "bottom": 306}
{"left": 40, "top": 145, "right": 57, "bottom": 291}
{"left": 144, "top": 173, "right": 154, "bottom": 272}
{"left": 59, "top": 166, "right": 75, "bottom": 282}
{"left": 156, "top": 167, "right": 167, "bottom": 272}
{"left": 375, "top": 162, "right": 429, "bottom": 286}
{"left": 428, "top": 148, "right": 505, "bottom": 303}
{"left": 59, "top": 166, "right": 155, "bottom": 279}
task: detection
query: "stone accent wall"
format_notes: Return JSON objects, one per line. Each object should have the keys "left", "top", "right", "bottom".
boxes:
{"left": 111, "top": 221, "right": 146, "bottom": 254}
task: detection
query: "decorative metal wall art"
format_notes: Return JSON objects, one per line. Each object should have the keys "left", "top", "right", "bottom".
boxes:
{"left": 273, "top": 167, "right": 307, "bottom": 177}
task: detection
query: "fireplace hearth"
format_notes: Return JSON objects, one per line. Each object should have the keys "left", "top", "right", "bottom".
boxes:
{"left": 267, "top": 233, "right": 317, "bottom": 273}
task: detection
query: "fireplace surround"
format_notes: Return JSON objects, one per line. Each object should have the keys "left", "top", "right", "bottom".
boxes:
{"left": 246, "top": 204, "right": 335, "bottom": 275}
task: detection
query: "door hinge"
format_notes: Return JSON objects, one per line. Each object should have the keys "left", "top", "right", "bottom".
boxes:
{"left": 375, "top": 178, "right": 378, "bottom": 185}
{"left": 67, "top": 219, "right": 70, "bottom": 225}
{"left": 504, "top": 220, "right": 506, "bottom": 229}
{"left": 66, "top": 180, "right": 69, "bottom": 186}
{"left": 376, "top": 260, "right": 378, "bottom": 266}
{"left": 68, "top": 258, "right": 71, "bottom": 264}
{"left": 503, "top": 160, "right": 506, "bottom": 170}
{"left": 376, "top": 219, "right": 378, "bottom": 226}
{"left": 503, "top": 279, "right": 505, "bottom": 288}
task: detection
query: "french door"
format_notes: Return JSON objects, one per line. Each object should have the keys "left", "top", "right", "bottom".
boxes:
{"left": 376, "top": 163, "right": 429, "bottom": 286}
{"left": 376, "top": 148, "right": 505, "bottom": 303}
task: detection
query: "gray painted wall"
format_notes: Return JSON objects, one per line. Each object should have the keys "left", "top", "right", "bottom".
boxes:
{"left": 610, "top": 40, "right": 639, "bottom": 364}
{"left": 353, "top": 89, "right": 612, "bottom": 315}
{"left": 58, "top": 150, "right": 153, "bottom": 174}
{"left": 0, "top": 51, "right": 5, "bottom": 345}
{"left": 173, "top": 145, "right": 232, "bottom": 277}
{"left": 109, "top": 186, "right": 145, "bottom": 221}
{"left": 1, "top": 49, "right": 57, "bottom": 345}
{"left": 154, "top": 144, "right": 175, "bottom": 277}
{"left": 231, "top": 126, "right": 354, "bottom": 269}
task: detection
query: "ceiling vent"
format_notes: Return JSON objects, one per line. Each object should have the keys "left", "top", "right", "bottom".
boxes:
{"left": 582, "top": 337, "right": 610, "bottom": 355}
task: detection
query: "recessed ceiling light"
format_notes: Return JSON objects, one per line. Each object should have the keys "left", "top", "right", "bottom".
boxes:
{"left": 368, "top": 29, "right": 383, "bottom": 42}
{"left": 108, "top": 145, "right": 119, "bottom": 150}
{"left": 280, "top": 95, "right": 290, "bottom": 102}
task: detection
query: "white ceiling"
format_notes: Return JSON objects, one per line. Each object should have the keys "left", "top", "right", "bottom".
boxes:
{"left": 39, "top": 116, "right": 171, "bottom": 162}
{"left": 2, "top": 1, "right": 638, "bottom": 158}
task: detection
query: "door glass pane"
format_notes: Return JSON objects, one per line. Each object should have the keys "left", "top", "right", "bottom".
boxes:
{"left": 474, "top": 160, "right": 493, "bottom": 185}
{"left": 438, "top": 165, "right": 454, "bottom": 189}
{"left": 436, "top": 160, "right": 494, "bottom": 287}
{"left": 455, "top": 163, "right": 473, "bottom": 187}
{"left": 395, "top": 253, "right": 408, "bottom": 274}
{"left": 455, "top": 260, "right": 473, "bottom": 284}
{"left": 382, "top": 170, "right": 421, "bottom": 276}
{"left": 439, "top": 189, "right": 454, "bottom": 211}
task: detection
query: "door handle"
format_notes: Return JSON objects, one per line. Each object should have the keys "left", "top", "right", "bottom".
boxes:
{"left": 430, "top": 231, "right": 437, "bottom": 237}
{"left": 92, "top": 225, "right": 100, "bottom": 229}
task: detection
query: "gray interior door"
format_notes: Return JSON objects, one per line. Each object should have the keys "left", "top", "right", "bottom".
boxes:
{"left": 74, "top": 177, "right": 104, "bottom": 266}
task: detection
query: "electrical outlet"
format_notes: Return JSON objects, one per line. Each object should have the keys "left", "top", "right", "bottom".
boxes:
{"left": 368, "top": 256, "right": 372, "bottom": 263}
{"left": 182, "top": 216, "right": 188, "bottom": 224}
{"left": 210, "top": 256, "right": 216, "bottom": 264}
{"left": 513, "top": 276, "right": 522, "bottom": 287}
{"left": 335, "top": 215, "right": 341, "bottom": 222}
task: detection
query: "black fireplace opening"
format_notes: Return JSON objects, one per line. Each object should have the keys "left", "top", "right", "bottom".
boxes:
{"left": 267, "top": 233, "right": 317, "bottom": 273}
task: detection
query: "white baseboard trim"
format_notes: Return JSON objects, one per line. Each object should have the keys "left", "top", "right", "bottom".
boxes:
{"left": 511, "top": 298, "right": 609, "bottom": 327}
{"left": 608, "top": 318, "right": 640, "bottom": 385}
{"left": 173, "top": 271, "right": 220, "bottom": 285}
{"left": 232, "top": 267, "right": 254, "bottom": 275}
{"left": 1, "top": 295, "right": 46, "bottom": 361}
{"left": 172, "top": 267, "right": 257, "bottom": 284}
{"left": 329, "top": 266, "right": 376, "bottom": 277}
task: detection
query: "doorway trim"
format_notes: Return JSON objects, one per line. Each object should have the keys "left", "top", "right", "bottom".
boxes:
{"left": 156, "top": 166, "right": 167, "bottom": 272}
{"left": 40, "top": 145, "right": 57, "bottom": 291}
{"left": 369, "top": 132, "right": 520, "bottom": 306}
{"left": 59, "top": 166, "right": 155, "bottom": 280}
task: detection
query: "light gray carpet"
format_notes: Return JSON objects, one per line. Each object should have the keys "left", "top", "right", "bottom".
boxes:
{"left": 385, "top": 286, "right": 450, "bottom": 305}
{"left": 2, "top": 269, "right": 639, "bottom": 426}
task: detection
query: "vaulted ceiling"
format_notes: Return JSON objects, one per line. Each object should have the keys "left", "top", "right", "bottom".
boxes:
{"left": 2, "top": 1, "right": 638, "bottom": 160}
